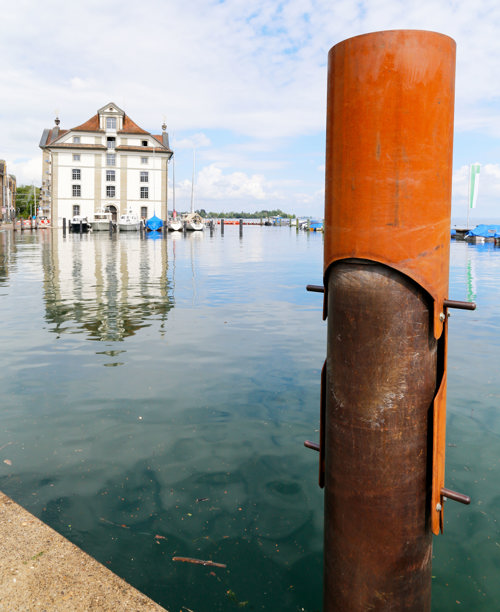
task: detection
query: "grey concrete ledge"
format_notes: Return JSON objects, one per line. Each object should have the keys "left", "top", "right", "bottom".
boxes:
{"left": 0, "top": 491, "right": 168, "bottom": 611}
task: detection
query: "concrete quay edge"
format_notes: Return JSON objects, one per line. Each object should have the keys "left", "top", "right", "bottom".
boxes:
{"left": 0, "top": 491, "right": 168, "bottom": 611}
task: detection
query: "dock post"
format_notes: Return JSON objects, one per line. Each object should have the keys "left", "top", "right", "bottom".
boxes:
{"left": 221, "top": 219, "right": 224, "bottom": 235}
{"left": 307, "top": 30, "right": 460, "bottom": 611}
{"left": 79, "top": 220, "right": 83, "bottom": 234}
{"left": 63, "top": 218, "right": 66, "bottom": 235}
{"left": 239, "top": 218, "right": 243, "bottom": 236}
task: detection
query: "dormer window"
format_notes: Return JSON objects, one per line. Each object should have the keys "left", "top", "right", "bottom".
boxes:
{"left": 73, "top": 136, "right": 81, "bottom": 144}
{"left": 106, "top": 117, "right": 116, "bottom": 130}
{"left": 142, "top": 140, "right": 148, "bottom": 147}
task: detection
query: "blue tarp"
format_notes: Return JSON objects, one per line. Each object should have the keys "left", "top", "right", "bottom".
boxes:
{"left": 309, "top": 220, "right": 323, "bottom": 230}
{"left": 145, "top": 215, "right": 163, "bottom": 231}
{"left": 466, "top": 224, "right": 500, "bottom": 238}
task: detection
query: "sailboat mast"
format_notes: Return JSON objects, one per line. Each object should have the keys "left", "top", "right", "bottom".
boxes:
{"left": 191, "top": 149, "right": 195, "bottom": 214}
{"left": 172, "top": 154, "right": 176, "bottom": 215}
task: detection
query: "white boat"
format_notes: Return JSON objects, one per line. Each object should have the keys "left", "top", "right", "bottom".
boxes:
{"left": 181, "top": 212, "right": 204, "bottom": 231}
{"left": 183, "top": 149, "right": 203, "bottom": 231}
{"left": 69, "top": 215, "right": 91, "bottom": 233}
{"left": 118, "top": 210, "right": 141, "bottom": 231}
{"left": 168, "top": 217, "right": 182, "bottom": 231}
{"left": 91, "top": 209, "right": 115, "bottom": 231}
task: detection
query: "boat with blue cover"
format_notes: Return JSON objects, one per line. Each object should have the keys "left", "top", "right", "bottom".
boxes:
{"left": 145, "top": 214, "right": 163, "bottom": 232}
{"left": 465, "top": 224, "right": 500, "bottom": 243}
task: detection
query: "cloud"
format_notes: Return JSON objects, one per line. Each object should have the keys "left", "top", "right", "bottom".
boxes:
{"left": 3, "top": 0, "right": 500, "bottom": 216}
{"left": 173, "top": 134, "right": 212, "bottom": 150}
{"left": 176, "top": 164, "right": 271, "bottom": 206}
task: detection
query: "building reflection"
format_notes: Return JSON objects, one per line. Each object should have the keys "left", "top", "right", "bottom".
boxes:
{"left": 41, "top": 231, "right": 173, "bottom": 340}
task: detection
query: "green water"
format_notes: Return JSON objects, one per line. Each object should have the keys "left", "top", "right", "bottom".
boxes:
{"left": 0, "top": 227, "right": 498, "bottom": 611}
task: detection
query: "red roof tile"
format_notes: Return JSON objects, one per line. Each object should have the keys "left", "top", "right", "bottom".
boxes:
{"left": 71, "top": 114, "right": 102, "bottom": 132}
{"left": 118, "top": 115, "right": 149, "bottom": 135}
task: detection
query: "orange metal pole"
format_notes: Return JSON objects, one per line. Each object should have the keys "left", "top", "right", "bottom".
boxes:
{"left": 320, "top": 30, "right": 456, "bottom": 610}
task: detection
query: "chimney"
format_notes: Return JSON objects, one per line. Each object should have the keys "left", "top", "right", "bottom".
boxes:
{"left": 52, "top": 116, "right": 60, "bottom": 141}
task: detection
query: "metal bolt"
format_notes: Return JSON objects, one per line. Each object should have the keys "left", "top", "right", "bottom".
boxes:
{"left": 439, "top": 312, "right": 446, "bottom": 322}
{"left": 436, "top": 503, "right": 442, "bottom": 512}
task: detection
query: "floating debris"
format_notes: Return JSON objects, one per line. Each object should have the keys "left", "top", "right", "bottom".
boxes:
{"left": 99, "top": 517, "right": 129, "bottom": 529}
{"left": 172, "top": 556, "right": 226, "bottom": 568}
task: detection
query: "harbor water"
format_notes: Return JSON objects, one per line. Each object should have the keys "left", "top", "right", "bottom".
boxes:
{"left": 0, "top": 226, "right": 498, "bottom": 611}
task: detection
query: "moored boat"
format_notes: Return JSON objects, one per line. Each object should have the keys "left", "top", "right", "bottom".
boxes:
{"left": 69, "top": 215, "right": 91, "bottom": 233}
{"left": 181, "top": 212, "right": 204, "bottom": 231}
{"left": 465, "top": 224, "right": 500, "bottom": 243}
{"left": 91, "top": 209, "right": 115, "bottom": 231}
{"left": 118, "top": 210, "right": 141, "bottom": 231}
{"left": 145, "top": 215, "right": 163, "bottom": 232}
{"left": 167, "top": 217, "right": 182, "bottom": 231}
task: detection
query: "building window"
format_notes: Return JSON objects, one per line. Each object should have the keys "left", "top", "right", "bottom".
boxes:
{"left": 73, "top": 205, "right": 80, "bottom": 216}
{"left": 106, "top": 117, "right": 116, "bottom": 130}
{"left": 107, "top": 137, "right": 116, "bottom": 149}
{"left": 106, "top": 170, "right": 115, "bottom": 181}
{"left": 140, "top": 171, "right": 149, "bottom": 182}
{"left": 140, "top": 187, "right": 149, "bottom": 199}
{"left": 73, "top": 154, "right": 81, "bottom": 161}
{"left": 141, "top": 206, "right": 148, "bottom": 219}
{"left": 73, "top": 136, "right": 81, "bottom": 144}
{"left": 106, "top": 185, "right": 116, "bottom": 198}
{"left": 107, "top": 154, "right": 116, "bottom": 166}
{"left": 72, "top": 169, "right": 81, "bottom": 180}
{"left": 72, "top": 185, "right": 81, "bottom": 197}
{"left": 142, "top": 140, "right": 148, "bottom": 146}
{"left": 141, "top": 157, "right": 148, "bottom": 164}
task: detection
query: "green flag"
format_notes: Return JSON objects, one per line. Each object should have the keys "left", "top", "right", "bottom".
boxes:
{"left": 469, "top": 163, "right": 480, "bottom": 209}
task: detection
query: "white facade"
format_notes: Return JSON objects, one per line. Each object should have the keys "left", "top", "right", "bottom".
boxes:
{"left": 40, "top": 103, "right": 173, "bottom": 227}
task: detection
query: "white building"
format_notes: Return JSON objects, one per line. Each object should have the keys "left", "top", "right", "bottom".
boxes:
{"left": 39, "top": 103, "right": 173, "bottom": 227}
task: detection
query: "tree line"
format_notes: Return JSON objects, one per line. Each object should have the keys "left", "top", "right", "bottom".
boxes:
{"left": 195, "top": 208, "right": 295, "bottom": 219}
{"left": 15, "top": 185, "right": 41, "bottom": 218}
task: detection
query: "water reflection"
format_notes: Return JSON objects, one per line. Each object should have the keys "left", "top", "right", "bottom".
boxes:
{"left": 41, "top": 232, "right": 173, "bottom": 341}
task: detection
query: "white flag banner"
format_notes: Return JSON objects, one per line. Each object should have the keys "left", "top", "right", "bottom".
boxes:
{"left": 469, "top": 163, "right": 481, "bottom": 209}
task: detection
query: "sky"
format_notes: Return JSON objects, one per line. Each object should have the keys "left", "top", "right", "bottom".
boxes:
{"left": 1, "top": 0, "right": 500, "bottom": 220}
